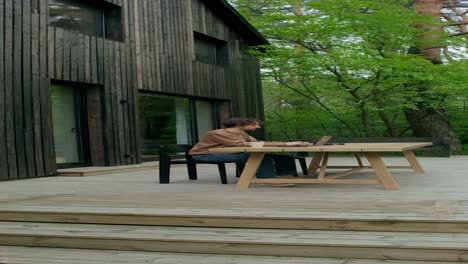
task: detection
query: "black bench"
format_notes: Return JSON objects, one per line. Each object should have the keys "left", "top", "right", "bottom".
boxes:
{"left": 307, "top": 137, "right": 451, "bottom": 157}
{"left": 158, "top": 144, "right": 243, "bottom": 184}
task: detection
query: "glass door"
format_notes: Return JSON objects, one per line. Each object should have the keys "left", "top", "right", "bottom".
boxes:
{"left": 51, "top": 83, "right": 88, "bottom": 167}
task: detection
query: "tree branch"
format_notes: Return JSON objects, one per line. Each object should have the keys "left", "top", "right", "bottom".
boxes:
{"left": 271, "top": 74, "right": 360, "bottom": 136}
{"left": 442, "top": 47, "right": 454, "bottom": 61}
{"left": 450, "top": 31, "right": 468, "bottom": 37}
{"left": 448, "top": 21, "right": 468, "bottom": 26}
{"left": 398, "top": 126, "right": 413, "bottom": 137}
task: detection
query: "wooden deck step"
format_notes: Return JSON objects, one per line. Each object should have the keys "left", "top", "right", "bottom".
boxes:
{"left": 1, "top": 209, "right": 467, "bottom": 233}
{"left": 0, "top": 222, "right": 467, "bottom": 262}
{"left": 56, "top": 162, "right": 159, "bottom": 176}
{"left": 0, "top": 246, "right": 466, "bottom": 264}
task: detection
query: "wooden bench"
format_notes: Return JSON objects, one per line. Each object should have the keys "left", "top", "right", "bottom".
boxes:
{"left": 307, "top": 137, "right": 451, "bottom": 157}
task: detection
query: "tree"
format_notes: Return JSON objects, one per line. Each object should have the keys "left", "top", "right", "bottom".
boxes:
{"left": 231, "top": 0, "right": 468, "bottom": 149}
{"left": 404, "top": 0, "right": 467, "bottom": 150}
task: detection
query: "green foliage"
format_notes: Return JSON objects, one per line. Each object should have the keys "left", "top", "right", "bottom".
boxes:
{"left": 231, "top": 0, "right": 468, "bottom": 143}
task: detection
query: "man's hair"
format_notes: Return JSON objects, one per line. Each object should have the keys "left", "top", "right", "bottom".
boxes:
{"left": 222, "top": 118, "right": 262, "bottom": 128}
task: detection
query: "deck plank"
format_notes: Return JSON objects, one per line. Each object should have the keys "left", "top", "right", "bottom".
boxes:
{"left": 1, "top": 246, "right": 465, "bottom": 264}
{"left": 1, "top": 222, "right": 468, "bottom": 248}
{"left": 1, "top": 222, "right": 468, "bottom": 261}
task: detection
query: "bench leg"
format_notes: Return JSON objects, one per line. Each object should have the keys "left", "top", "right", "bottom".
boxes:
{"left": 159, "top": 158, "right": 171, "bottom": 184}
{"left": 217, "top": 163, "right": 228, "bottom": 184}
{"left": 298, "top": 158, "right": 308, "bottom": 175}
{"left": 187, "top": 163, "right": 198, "bottom": 180}
{"left": 187, "top": 162, "right": 198, "bottom": 180}
{"left": 236, "top": 163, "right": 245, "bottom": 178}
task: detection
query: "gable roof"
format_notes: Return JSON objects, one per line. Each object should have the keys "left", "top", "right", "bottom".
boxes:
{"left": 200, "top": 0, "right": 269, "bottom": 46}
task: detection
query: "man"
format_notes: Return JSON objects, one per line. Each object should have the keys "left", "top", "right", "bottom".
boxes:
{"left": 189, "top": 118, "right": 309, "bottom": 184}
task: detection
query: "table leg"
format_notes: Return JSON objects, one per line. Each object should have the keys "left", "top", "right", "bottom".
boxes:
{"left": 308, "top": 153, "right": 324, "bottom": 175}
{"left": 403, "top": 150, "right": 425, "bottom": 173}
{"left": 318, "top": 152, "right": 329, "bottom": 179}
{"left": 236, "top": 153, "right": 265, "bottom": 189}
{"left": 354, "top": 152, "right": 364, "bottom": 167}
{"left": 365, "top": 152, "right": 400, "bottom": 190}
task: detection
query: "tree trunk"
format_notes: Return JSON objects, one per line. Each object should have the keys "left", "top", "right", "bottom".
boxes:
{"left": 361, "top": 107, "right": 375, "bottom": 137}
{"left": 406, "top": 0, "right": 462, "bottom": 151}
{"left": 413, "top": 0, "right": 446, "bottom": 64}
{"left": 378, "top": 111, "right": 397, "bottom": 137}
{"left": 405, "top": 108, "right": 461, "bottom": 150}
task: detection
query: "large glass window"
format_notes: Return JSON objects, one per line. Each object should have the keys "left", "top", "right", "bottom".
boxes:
{"left": 139, "top": 95, "right": 191, "bottom": 159}
{"left": 138, "top": 94, "right": 219, "bottom": 161}
{"left": 196, "top": 100, "right": 215, "bottom": 137}
{"left": 49, "top": 0, "right": 123, "bottom": 41}
{"left": 194, "top": 32, "right": 229, "bottom": 66}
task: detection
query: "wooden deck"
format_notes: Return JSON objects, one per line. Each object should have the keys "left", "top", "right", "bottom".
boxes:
{"left": 2, "top": 156, "right": 468, "bottom": 221}
{"left": 1, "top": 156, "right": 468, "bottom": 262}
{"left": 2, "top": 246, "right": 465, "bottom": 264}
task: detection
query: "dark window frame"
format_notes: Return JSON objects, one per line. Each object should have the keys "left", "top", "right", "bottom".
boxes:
{"left": 49, "top": 0, "right": 124, "bottom": 41}
{"left": 194, "top": 32, "right": 229, "bottom": 66}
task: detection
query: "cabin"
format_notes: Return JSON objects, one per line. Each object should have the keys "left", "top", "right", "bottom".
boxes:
{"left": 0, "top": 0, "right": 268, "bottom": 180}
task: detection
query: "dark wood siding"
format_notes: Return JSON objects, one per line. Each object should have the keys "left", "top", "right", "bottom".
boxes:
{"left": 191, "top": 0, "right": 264, "bottom": 119}
{"left": 0, "top": 0, "right": 6, "bottom": 180}
{"left": 0, "top": 0, "right": 56, "bottom": 180}
{"left": 0, "top": 0, "right": 264, "bottom": 180}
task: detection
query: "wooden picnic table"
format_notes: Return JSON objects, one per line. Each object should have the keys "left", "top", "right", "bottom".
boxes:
{"left": 208, "top": 142, "right": 432, "bottom": 190}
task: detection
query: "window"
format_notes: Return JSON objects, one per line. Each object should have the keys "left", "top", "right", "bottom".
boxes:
{"left": 138, "top": 93, "right": 219, "bottom": 160}
{"left": 49, "top": 0, "right": 123, "bottom": 41}
{"left": 194, "top": 32, "right": 229, "bottom": 66}
{"left": 196, "top": 100, "right": 216, "bottom": 137}
{"left": 139, "top": 95, "right": 191, "bottom": 159}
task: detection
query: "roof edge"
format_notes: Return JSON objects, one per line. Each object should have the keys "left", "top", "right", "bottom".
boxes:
{"left": 199, "top": 0, "right": 269, "bottom": 46}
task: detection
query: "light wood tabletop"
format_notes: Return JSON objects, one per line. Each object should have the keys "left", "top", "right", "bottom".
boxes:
{"left": 208, "top": 142, "right": 432, "bottom": 190}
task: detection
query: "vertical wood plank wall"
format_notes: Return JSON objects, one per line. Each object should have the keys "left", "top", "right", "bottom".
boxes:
{"left": 0, "top": 0, "right": 56, "bottom": 180}
{"left": 0, "top": 0, "right": 265, "bottom": 180}
{"left": 191, "top": 0, "right": 264, "bottom": 119}
{"left": 0, "top": 0, "right": 6, "bottom": 180}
